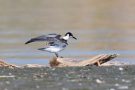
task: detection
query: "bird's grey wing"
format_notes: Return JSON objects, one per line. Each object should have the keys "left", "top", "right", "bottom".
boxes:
{"left": 25, "top": 34, "right": 61, "bottom": 44}
{"left": 47, "top": 33, "right": 60, "bottom": 37}
{"left": 49, "top": 39, "right": 67, "bottom": 48}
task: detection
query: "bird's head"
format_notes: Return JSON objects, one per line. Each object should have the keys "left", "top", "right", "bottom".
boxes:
{"left": 63, "top": 32, "right": 77, "bottom": 40}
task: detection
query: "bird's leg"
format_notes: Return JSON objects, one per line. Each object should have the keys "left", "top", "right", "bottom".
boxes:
{"left": 55, "top": 53, "right": 63, "bottom": 58}
{"left": 55, "top": 53, "right": 59, "bottom": 57}
{"left": 60, "top": 56, "right": 63, "bottom": 58}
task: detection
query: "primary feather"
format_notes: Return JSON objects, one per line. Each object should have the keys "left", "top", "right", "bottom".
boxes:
{"left": 25, "top": 34, "right": 61, "bottom": 44}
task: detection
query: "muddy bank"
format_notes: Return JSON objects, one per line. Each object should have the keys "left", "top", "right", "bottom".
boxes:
{"left": 0, "top": 65, "right": 135, "bottom": 90}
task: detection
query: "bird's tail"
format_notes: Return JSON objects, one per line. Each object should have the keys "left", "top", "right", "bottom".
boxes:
{"left": 25, "top": 38, "right": 37, "bottom": 44}
{"left": 25, "top": 40, "right": 32, "bottom": 44}
{"left": 38, "top": 48, "right": 46, "bottom": 51}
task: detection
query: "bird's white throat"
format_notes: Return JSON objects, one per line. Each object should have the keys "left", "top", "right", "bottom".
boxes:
{"left": 62, "top": 34, "right": 70, "bottom": 40}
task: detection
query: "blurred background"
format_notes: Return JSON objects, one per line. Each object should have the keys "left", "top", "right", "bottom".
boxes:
{"left": 0, "top": 0, "right": 135, "bottom": 65}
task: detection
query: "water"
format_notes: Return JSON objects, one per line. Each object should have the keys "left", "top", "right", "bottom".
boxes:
{"left": 0, "top": 0, "right": 135, "bottom": 65}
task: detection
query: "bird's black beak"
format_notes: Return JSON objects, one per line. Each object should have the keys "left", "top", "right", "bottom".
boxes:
{"left": 72, "top": 36, "right": 77, "bottom": 40}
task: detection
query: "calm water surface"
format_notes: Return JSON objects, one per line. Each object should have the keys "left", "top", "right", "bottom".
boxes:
{"left": 0, "top": 0, "right": 135, "bottom": 65}
{"left": 0, "top": 29, "right": 135, "bottom": 65}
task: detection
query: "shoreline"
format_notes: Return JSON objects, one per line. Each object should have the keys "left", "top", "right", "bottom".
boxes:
{"left": 0, "top": 65, "right": 135, "bottom": 90}
{"left": 0, "top": 59, "right": 134, "bottom": 68}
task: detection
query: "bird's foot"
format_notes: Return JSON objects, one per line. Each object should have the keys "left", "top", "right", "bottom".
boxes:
{"left": 60, "top": 56, "right": 63, "bottom": 58}
{"left": 55, "top": 56, "right": 63, "bottom": 58}
{"left": 54, "top": 53, "right": 63, "bottom": 58}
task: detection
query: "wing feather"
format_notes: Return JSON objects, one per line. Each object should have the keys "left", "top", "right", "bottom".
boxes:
{"left": 25, "top": 34, "right": 61, "bottom": 44}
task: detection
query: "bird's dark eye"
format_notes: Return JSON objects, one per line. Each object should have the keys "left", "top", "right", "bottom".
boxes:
{"left": 69, "top": 33, "right": 73, "bottom": 36}
{"left": 65, "top": 32, "right": 72, "bottom": 36}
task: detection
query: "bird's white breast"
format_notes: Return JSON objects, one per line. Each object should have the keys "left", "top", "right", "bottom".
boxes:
{"left": 45, "top": 46, "right": 63, "bottom": 53}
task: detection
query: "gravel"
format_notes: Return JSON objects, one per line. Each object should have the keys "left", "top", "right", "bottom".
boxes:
{"left": 0, "top": 65, "right": 135, "bottom": 90}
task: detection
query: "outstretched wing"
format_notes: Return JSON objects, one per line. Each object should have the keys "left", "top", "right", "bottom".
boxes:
{"left": 25, "top": 33, "right": 61, "bottom": 44}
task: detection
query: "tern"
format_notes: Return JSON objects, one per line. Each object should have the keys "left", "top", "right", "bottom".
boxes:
{"left": 25, "top": 32, "right": 77, "bottom": 57}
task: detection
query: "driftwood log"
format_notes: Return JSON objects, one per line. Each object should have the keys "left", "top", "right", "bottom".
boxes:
{"left": 50, "top": 54, "right": 118, "bottom": 67}
{"left": 0, "top": 54, "right": 118, "bottom": 68}
{"left": 0, "top": 59, "right": 17, "bottom": 68}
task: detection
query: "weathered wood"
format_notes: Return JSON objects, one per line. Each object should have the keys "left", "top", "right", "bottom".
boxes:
{"left": 49, "top": 54, "right": 118, "bottom": 67}
{"left": 0, "top": 54, "right": 118, "bottom": 68}
{"left": 0, "top": 59, "right": 17, "bottom": 68}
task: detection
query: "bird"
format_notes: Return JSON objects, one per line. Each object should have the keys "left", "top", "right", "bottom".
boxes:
{"left": 25, "top": 32, "right": 77, "bottom": 57}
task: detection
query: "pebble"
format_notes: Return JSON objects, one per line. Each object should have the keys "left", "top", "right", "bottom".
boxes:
{"left": 119, "top": 67, "right": 124, "bottom": 71}
{"left": 115, "top": 83, "right": 119, "bottom": 86}
{"left": 5, "top": 81, "right": 10, "bottom": 85}
{"left": 122, "top": 79, "right": 130, "bottom": 83}
{"left": 8, "top": 73, "right": 12, "bottom": 75}
{"left": 62, "top": 87, "right": 69, "bottom": 90}
{"left": 78, "top": 83, "right": 82, "bottom": 86}
{"left": 110, "top": 88, "right": 115, "bottom": 90}
{"left": 36, "top": 85, "right": 40, "bottom": 89}
{"left": 118, "top": 86, "right": 129, "bottom": 89}
{"left": 4, "top": 88, "right": 8, "bottom": 90}
{"left": 96, "top": 79, "right": 104, "bottom": 84}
